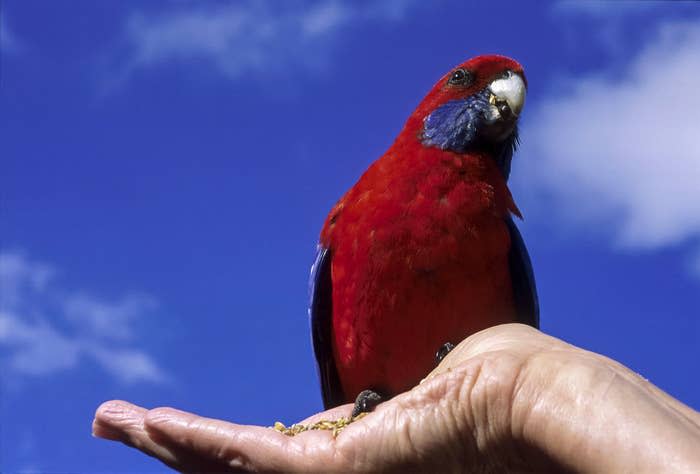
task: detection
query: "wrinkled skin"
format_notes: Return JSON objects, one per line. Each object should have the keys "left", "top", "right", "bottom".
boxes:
{"left": 93, "top": 325, "right": 700, "bottom": 473}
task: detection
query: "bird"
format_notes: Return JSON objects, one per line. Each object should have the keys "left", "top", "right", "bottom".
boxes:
{"left": 310, "top": 55, "right": 538, "bottom": 416}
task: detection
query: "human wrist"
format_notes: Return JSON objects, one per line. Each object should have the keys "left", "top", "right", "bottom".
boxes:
{"left": 512, "top": 350, "right": 700, "bottom": 473}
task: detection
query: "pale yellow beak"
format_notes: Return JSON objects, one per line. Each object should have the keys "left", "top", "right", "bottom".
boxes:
{"left": 488, "top": 71, "right": 526, "bottom": 117}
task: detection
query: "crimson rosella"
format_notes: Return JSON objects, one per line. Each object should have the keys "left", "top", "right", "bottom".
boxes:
{"left": 310, "top": 55, "right": 538, "bottom": 415}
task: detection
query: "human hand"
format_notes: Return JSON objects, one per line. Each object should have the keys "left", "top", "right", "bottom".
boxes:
{"left": 93, "top": 324, "right": 700, "bottom": 472}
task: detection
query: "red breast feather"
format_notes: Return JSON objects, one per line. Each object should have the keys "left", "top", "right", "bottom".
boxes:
{"left": 320, "top": 55, "right": 525, "bottom": 400}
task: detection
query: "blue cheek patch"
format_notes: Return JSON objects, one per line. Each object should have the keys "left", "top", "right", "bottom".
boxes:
{"left": 421, "top": 91, "right": 491, "bottom": 153}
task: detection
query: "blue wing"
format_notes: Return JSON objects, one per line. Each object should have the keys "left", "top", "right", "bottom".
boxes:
{"left": 309, "top": 246, "right": 345, "bottom": 409}
{"left": 506, "top": 218, "right": 539, "bottom": 328}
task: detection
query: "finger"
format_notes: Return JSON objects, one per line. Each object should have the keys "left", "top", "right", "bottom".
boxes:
{"left": 450, "top": 323, "right": 566, "bottom": 359}
{"left": 94, "top": 401, "right": 239, "bottom": 472}
{"left": 642, "top": 381, "right": 700, "bottom": 426}
{"left": 460, "top": 326, "right": 700, "bottom": 427}
{"left": 92, "top": 400, "right": 146, "bottom": 441}
{"left": 92, "top": 400, "right": 181, "bottom": 467}
{"left": 426, "top": 323, "right": 568, "bottom": 380}
{"left": 144, "top": 407, "right": 340, "bottom": 472}
{"left": 585, "top": 351, "right": 700, "bottom": 428}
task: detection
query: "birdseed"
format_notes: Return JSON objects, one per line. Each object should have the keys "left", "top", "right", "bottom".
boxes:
{"left": 272, "top": 413, "right": 367, "bottom": 438}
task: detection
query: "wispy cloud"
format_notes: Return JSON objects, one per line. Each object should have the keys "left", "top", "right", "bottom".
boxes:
{"left": 518, "top": 19, "right": 700, "bottom": 268}
{"left": 0, "top": 251, "right": 169, "bottom": 385}
{"left": 553, "top": 0, "right": 660, "bottom": 18}
{"left": 692, "top": 251, "right": 700, "bottom": 279}
{"left": 112, "top": 0, "right": 417, "bottom": 85}
{"left": 1, "top": 16, "right": 23, "bottom": 55}
{"left": 550, "top": 1, "right": 697, "bottom": 61}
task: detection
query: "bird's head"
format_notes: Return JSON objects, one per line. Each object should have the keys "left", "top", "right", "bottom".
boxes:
{"left": 410, "top": 55, "right": 527, "bottom": 178}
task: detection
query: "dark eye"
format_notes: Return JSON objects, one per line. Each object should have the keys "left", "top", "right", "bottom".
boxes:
{"left": 448, "top": 68, "right": 472, "bottom": 86}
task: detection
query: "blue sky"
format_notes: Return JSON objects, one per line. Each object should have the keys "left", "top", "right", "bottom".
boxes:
{"left": 1, "top": 1, "right": 699, "bottom": 472}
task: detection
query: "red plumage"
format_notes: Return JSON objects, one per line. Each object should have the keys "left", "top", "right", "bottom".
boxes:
{"left": 313, "top": 55, "right": 535, "bottom": 404}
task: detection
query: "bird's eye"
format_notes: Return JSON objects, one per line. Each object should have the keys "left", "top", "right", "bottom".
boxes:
{"left": 448, "top": 68, "right": 472, "bottom": 86}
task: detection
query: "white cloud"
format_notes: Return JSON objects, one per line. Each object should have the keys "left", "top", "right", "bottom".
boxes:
{"left": 0, "top": 251, "right": 169, "bottom": 385}
{"left": 518, "top": 20, "right": 700, "bottom": 260}
{"left": 692, "top": 251, "right": 700, "bottom": 278}
{"left": 553, "top": 0, "right": 659, "bottom": 17}
{"left": 1, "top": 16, "right": 23, "bottom": 55}
{"left": 63, "top": 292, "right": 157, "bottom": 342}
{"left": 114, "top": 0, "right": 417, "bottom": 83}
{"left": 88, "top": 346, "right": 168, "bottom": 384}
{"left": 0, "top": 314, "right": 80, "bottom": 376}
{"left": 549, "top": 1, "right": 696, "bottom": 61}
{"left": 302, "top": 2, "right": 351, "bottom": 37}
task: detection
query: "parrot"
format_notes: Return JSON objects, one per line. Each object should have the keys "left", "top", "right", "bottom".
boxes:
{"left": 310, "top": 55, "right": 538, "bottom": 416}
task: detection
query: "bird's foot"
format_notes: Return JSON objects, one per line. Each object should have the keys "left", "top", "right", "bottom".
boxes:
{"left": 435, "top": 342, "right": 455, "bottom": 365}
{"left": 272, "top": 389, "right": 383, "bottom": 438}
{"left": 351, "top": 389, "right": 383, "bottom": 418}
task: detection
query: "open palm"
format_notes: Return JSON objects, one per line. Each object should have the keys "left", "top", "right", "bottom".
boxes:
{"left": 93, "top": 324, "right": 700, "bottom": 473}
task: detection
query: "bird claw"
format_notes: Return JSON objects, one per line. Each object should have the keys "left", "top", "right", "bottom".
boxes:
{"left": 351, "top": 389, "right": 383, "bottom": 418}
{"left": 435, "top": 342, "right": 455, "bottom": 364}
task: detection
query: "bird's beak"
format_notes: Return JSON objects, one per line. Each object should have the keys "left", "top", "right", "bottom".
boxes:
{"left": 488, "top": 71, "right": 526, "bottom": 119}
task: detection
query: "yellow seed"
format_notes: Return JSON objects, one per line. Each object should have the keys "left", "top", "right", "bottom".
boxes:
{"left": 271, "top": 413, "right": 369, "bottom": 437}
